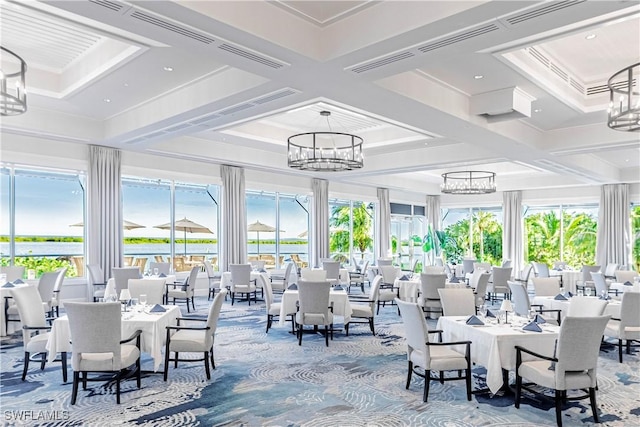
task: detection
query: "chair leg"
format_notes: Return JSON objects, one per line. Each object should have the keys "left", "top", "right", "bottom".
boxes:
{"left": 164, "top": 333, "right": 171, "bottom": 381}
{"left": 515, "top": 372, "right": 522, "bottom": 408}
{"left": 423, "top": 370, "right": 430, "bottom": 402}
{"left": 231, "top": 292, "right": 235, "bottom": 306}
{"left": 204, "top": 351, "right": 211, "bottom": 380}
{"left": 370, "top": 318, "right": 375, "bottom": 336}
{"left": 298, "top": 324, "right": 303, "bottom": 345}
{"left": 136, "top": 357, "right": 141, "bottom": 388}
{"left": 71, "top": 371, "right": 80, "bottom": 405}
{"left": 82, "top": 372, "right": 87, "bottom": 390}
{"left": 619, "top": 339, "right": 624, "bottom": 363}
{"left": 175, "top": 352, "right": 179, "bottom": 368}
{"left": 345, "top": 323, "right": 349, "bottom": 336}
{"left": 61, "top": 352, "right": 67, "bottom": 383}
{"left": 266, "top": 315, "right": 271, "bottom": 333}
{"left": 589, "top": 387, "right": 599, "bottom": 423}
{"left": 406, "top": 361, "right": 413, "bottom": 389}
{"left": 466, "top": 366, "right": 472, "bottom": 401}
{"left": 116, "top": 375, "right": 121, "bottom": 404}
{"left": 555, "top": 389, "right": 563, "bottom": 427}
{"left": 210, "top": 348, "right": 215, "bottom": 370}
{"left": 21, "top": 351, "right": 30, "bottom": 381}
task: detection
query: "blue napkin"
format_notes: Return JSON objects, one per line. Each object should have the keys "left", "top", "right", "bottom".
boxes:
{"left": 333, "top": 285, "right": 344, "bottom": 291}
{"left": 534, "top": 314, "right": 546, "bottom": 324}
{"left": 288, "top": 284, "right": 298, "bottom": 290}
{"left": 449, "top": 276, "right": 460, "bottom": 283}
{"left": 624, "top": 281, "right": 633, "bottom": 286}
{"left": 485, "top": 309, "right": 496, "bottom": 318}
{"left": 159, "top": 273, "right": 167, "bottom": 278}
{"left": 599, "top": 294, "right": 611, "bottom": 301}
{"left": 564, "top": 291, "right": 573, "bottom": 298}
{"left": 2, "top": 282, "right": 14, "bottom": 288}
{"left": 554, "top": 293, "right": 568, "bottom": 300}
{"left": 149, "top": 304, "right": 166, "bottom": 313}
{"left": 399, "top": 275, "right": 409, "bottom": 281}
{"left": 523, "top": 321, "right": 543, "bottom": 332}
{"left": 259, "top": 268, "right": 267, "bottom": 273}
{"left": 13, "top": 279, "right": 24, "bottom": 284}
{"left": 466, "top": 315, "right": 484, "bottom": 325}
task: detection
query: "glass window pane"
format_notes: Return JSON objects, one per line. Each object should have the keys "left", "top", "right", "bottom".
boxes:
{"left": 561, "top": 204, "right": 597, "bottom": 267}
{"left": 471, "top": 207, "right": 503, "bottom": 264}
{"left": 633, "top": 204, "right": 640, "bottom": 272}
{"left": 329, "top": 199, "right": 351, "bottom": 264}
{"left": 1, "top": 167, "right": 10, "bottom": 266}
{"left": 524, "top": 205, "right": 561, "bottom": 266}
{"left": 441, "top": 208, "right": 471, "bottom": 264}
{"left": 247, "top": 190, "right": 277, "bottom": 268}
{"left": 279, "top": 193, "right": 309, "bottom": 268}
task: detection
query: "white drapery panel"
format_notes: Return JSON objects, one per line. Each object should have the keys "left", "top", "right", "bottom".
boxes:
{"left": 425, "top": 195, "right": 441, "bottom": 265}
{"left": 87, "top": 145, "right": 122, "bottom": 299}
{"left": 596, "top": 184, "right": 630, "bottom": 268}
{"left": 502, "top": 190, "right": 523, "bottom": 278}
{"left": 311, "top": 178, "right": 329, "bottom": 268}
{"left": 221, "top": 165, "right": 247, "bottom": 272}
{"left": 376, "top": 188, "right": 390, "bottom": 260}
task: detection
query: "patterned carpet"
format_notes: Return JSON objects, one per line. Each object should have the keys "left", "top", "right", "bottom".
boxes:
{"left": 1, "top": 293, "right": 639, "bottom": 427}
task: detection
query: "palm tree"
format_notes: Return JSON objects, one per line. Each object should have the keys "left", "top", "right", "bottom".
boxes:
{"left": 329, "top": 202, "right": 373, "bottom": 259}
{"left": 472, "top": 211, "right": 501, "bottom": 262}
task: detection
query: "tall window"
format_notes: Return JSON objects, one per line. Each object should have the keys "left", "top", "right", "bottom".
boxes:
{"left": 441, "top": 207, "right": 503, "bottom": 264}
{"left": 175, "top": 183, "right": 218, "bottom": 268}
{"left": 278, "top": 193, "right": 310, "bottom": 268}
{"left": 246, "top": 191, "right": 277, "bottom": 267}
{"left": 390, "top": 204, "right": 425, "bottom": 271}
{"left": 632, "top": 204, "right": 640, "bottom": 272}
{"left": 331, "top": 199, "right": 374, "bottom": 267}
{"left": 1, "top": 166, "right": 85, "bottom": 277}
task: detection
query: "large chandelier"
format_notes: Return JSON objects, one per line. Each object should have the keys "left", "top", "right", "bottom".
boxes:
{"left": 0, "top": 47, "right": 27, "bottom": 116}
{"left": 287, "top": 111, "right": 364, "bottom": 171}
{"left": 607, "top": 62, "right": 639, "bottom": 132}
{"left": 441, "top": 171, "right": 496, "bottom": 194}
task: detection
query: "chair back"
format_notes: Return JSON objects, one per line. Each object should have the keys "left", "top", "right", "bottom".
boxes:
{"left": 261, "top": 274, "right": 274, "bottom": 310}
{"left": 53, "top": 268, "right": 67, "bottom": 293}
{"left": 501, "top": 259, "right": 512, "bottom": 268}
{"left": 205, "top": 289, "right": 227, "bottom": 347}
{"left": 434, "top": 258, "right": 444, "bottom": 267}
{"left": 397, "top": 299, "right": 432, "bottom": 366}
{"left": 377, "top": 258, "right": 393, "bottom": 267}
{"left": 423, "top": 266, "right": 445, "bottom": 274}
{"left": 322, "top": 261, "right": 340, "bottom": 280}
{"left": 249, "top": 260, "right": 266, "bottom": 270}
{"left": 604, "top": 262, "right": 618, "bottom": 278}
{"left": 297, "top": 280, "right": 331, "bottom": 325}
{"left": 580, "top": 265, "right": 601, "bottom": 282}
{"left": 508, "top": 281, "right": 530, "bottom": 316}
{"left": 619, "top": 291, "right": 640, "bottom": 331}
{"left": 519, "top": 264, "right": 534, "bottom": 282}
{"left": 410, "top": 258, "right": 420, "bottom": 273}
{"left": 112, "top": 267, "right": 140, "bottom": 294}
{"left": 590, "top": 272, "right": 608, "bottom": 296}
{"left": 556, "top": 316, "right": 610, "bottom": 385}
{"left": 87, "top": 264, "right": 105, "bottom": 285}
{"left": 351, "top": 256, "right": 361, "bottom": 272}
{"left": 149, "top": 262, "right": 171, "bottom": 275}
{"left": 437, "top": 288, "right": 475, "bottom": 316}
{"left": 11, "top": 285, "right": 47, "bottom": 344}
{"left": 37, "top": 271, "right": 59, "bottom": 304}
{"left": 300, "top": 268, "right": 327, "bottom": 281}
{"left": 462, "top": 259, "right": 476, "bottom": 275}
{"left": 469, "top": 269, "right": 488, "bottom": 290}
{"left": 1, "top": 265, "right": 25, "bottom": 282}
{"left": 566, "top": 296, "right": 607, "bottom": 317}
{"left": 203, "top": 260, "right": 215, "bottom": 278}
{"left": 490, "top": 267, "right": 512, "bottom": 291}
{"left": 64, "top": 301, "right": 122, "bottom": 370}
{"left": 419, "top": 273, "right": 447, "bottom": 301}
{"left": 473, "top": 272, "right": 491, "bottom": 306}
{"left": 615, "top": 270, "right": 638, "bottom": 284}
{"left": 532, "top": 277, "right": 561, "bottom": 296}
{"left": 128, "top": 279, "right": 165, "bottom": 305}
{"left": 368, "top": 276, "right": 382, "bottom": 308}
{"left": 281, "top": 262, "right": 294, "bottom": 287}
{"left": 229, "top": 264, "right": 252, "bottom": 290}
{"left": 380, "top": 265, "right": 400, "bottom": 285}
{"left": 532, "top": 262, "right": 550, "bottom": 278}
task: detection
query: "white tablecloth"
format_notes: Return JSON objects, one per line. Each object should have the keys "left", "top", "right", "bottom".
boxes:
{"left": 105, "top": 275, "right": 176, "bottom": 298}
{"left": 438, "top": 315, "right": 559, "bottom": 394}
{"left": 278, "top": 289, "right": 352, "bottom": 326}
{"left": 46, "top": 305, "right": 180, "bottom": 372}
{"left": 394, "top": 278, "right": 420, "bottom": 302}
{"left": 531, "top": 296, "right": 621, "bottom": 320}
{"left": 549, "top": 270, "right": 581, "bottom": 294}
{"left": 221, "top": 271, "right": 269, "bottom": 289}
{"left": 610, "top": 282, "right": 640, "bottom": 295}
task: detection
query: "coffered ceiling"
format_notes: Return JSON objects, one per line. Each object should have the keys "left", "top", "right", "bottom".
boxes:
{"left": 1, "top": 0, "right": 638, "bottom": 201}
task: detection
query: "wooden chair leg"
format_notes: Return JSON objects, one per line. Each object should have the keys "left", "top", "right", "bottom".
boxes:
{"left": 21, "top": 351, "right": 30, "bottom": 381}
{"left": 61, "top": 352, "right": 67, "bottom": 383}
{"left": 204, "top": 351, "right": 211, "bottom": 379}
{"left": 589, "top": 387, "right": 599, "bottom": 423}
{"left": 554, "top": 389, "right": 563, "bottom": 427}
{"left": 406, "top": 361, "right": 412, "bottom": 389}
{"left": 423, "top": 370, "right": 430, "bottom": 402}
{"left": 71, "top": 371, "right": 80, "bottom": 405}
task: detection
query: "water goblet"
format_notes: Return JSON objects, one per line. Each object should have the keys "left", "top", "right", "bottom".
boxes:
{"left": 139, "top": 294, "right": 147, "bottom": 308}
{"left": 528, "top": 309, "right": 537, "bottom": 322}
{"left": 585, "top": 287, "right": 592, "bottom": 297}
{"left": 577, "top": 289, "right": 584, "bottom": 297}
{"left": 119, "top": 289, "right": 132, "bottom": 311}
{"left": 153, "top": 268, "right": 159, "bottom": 276}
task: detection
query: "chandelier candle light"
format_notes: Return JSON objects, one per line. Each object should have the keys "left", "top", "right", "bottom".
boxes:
{"left": 607, "top": 62, "right": 639, "bottom": 132}
{"left": 287, "top": 110, "right": 364, "bottom": 171}
{"left": 0, "top": 47, "right": 27, "bottom": 116}
{"left": 441, "top": 171, "right": 496, "bottom": 194}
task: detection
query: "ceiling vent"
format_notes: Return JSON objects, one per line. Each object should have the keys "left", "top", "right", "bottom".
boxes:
{"left": 417, "top": 24, "right": 500, "bottom": 53}
{"left": 470, "top": 87, "right": 535, "bottom": 122}
{"left": 88, "top": 0, "right": 125, "bottom": 13}
{"left": 130, "top": 10, "right": 215, "bottom": 44}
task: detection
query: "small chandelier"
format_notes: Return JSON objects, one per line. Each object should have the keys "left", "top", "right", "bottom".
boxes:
{"left": 441, "top": 171, "right": 496, "bottom": 194}
{"left": 607, "top": 62, "right": 639, "bottom": 132}
{"left": 287, "top": 110, "right": 364, "bottom": 171}
{"left": 0, "top": 47, "right": 27, "bottom": 116}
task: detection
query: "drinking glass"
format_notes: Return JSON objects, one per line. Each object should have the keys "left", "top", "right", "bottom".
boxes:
{"left": 577, "top": 289, "right": 584, "bottom": 296}
{"left": 585, "top": 287, "right": 592, "bottom": 297}
{"left": 528, "top": 309, "right": 537, "bottom": 321}
{"left": 139, "top": 294, "right": 147, "bottom": 307}
{"left": 153, "top": 268, "right": 159, "bottom": 276}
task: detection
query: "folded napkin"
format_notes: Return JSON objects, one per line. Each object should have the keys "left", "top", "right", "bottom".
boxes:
{"left": 2, "top": 282, "right": 15, "bottom": 288}
{"left": 553, "top": 268, "right": 562, "bottom": 271}
{"left": 534, "top": 314, "right": 547, "bottom": 324}
{"left": 554, "top": 293, "right": 568, "bottom": 300}
{"left": 624, "top": 281, "right": 633, "bottom": 286}
{"left": 598, "top": 295, "right": 611, "bottom": 301}
{"left": 449, "top": 276, "right": 460, "bottom": 283}
{"left": 149, "top": 304, "right": 166, "bottom": 313}
{"left": 159, "top": 273, "right": 167, "bottom": 278}
{"left": 399, "top": 275, "right": 410, "bottom": 281}
{"left": 12, "top": 279, "right": 24, "bottom": 284}
{"left": 485, "top": 309, "right": 496, "bottom": 318}
{"left": 564, "top": 291, "right": 573, "bottom": 298}
{"left": 333, "top": 285, "right": 344, "bottom": 291}
{"left": 259, "top": 268, "right": 267, "bottom": 273}
{"left": 288, "top": 284, "right": 298, "bottom": 290}
{"left": 466, "top": 315, "right": 484, "bottom": 325}
{"left": 522, "top": 321, "right": 543, "bottom": 332}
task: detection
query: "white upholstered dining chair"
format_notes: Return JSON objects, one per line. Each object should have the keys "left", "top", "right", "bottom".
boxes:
{"left": 229, "top": 264, "right": 257, "bottom": 305}
{"left": 295, "top": 280, "right": 333, "bottom": 346}
{"left": 166, "top": 266, "right": 198, "bottom": 312}
{"left": 128, "top": 278, "right": 165, "bottom": 305}
{"left": 346, "top": 275, "right": 381, "bottom": 336}
{"left": 437, "top": 288, "right": 476, "bottom": 316}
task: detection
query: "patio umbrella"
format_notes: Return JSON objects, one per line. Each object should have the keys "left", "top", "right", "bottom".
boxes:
{"left": 298, "top": 230, "right": 308, "bottom": 238}
{"left": 70, "top": 220, "right": 146, "bottom": 231}
{"left": 247, "top": 220, "right": 283, "bottom": 255}
{"left": 153, "top": 217, "right": 214, "bottom": 255}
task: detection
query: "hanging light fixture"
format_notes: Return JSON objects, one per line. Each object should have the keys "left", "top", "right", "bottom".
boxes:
{"left": 441, "top": 171, "right": 496, "bottom": 194}
{"left": 0, "top": 47, "right": 27, "bottom": 116}
{"left": 287, "top": 110, "right": 364, "bottom": 171}
{"left": 607, "top": 62, "right": 639, "bottom": 132}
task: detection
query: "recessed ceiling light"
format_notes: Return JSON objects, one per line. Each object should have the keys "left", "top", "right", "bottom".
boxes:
{"left": 123, "top": 83, "right": 129, "bottom": 87}
{"left": 163, "top": 66, "right": 173, "bottom": 72}
{"left": 585, "top": 34, "right": 597, "bottom": 40}
{"left": 103, "top": 98, "right": 111, "bottom": 103}
{"left": 534, "top": 108, "right": 542, "bottom": 113}
{"left": 474, "top": 75, "right": 484, "bottom": 79}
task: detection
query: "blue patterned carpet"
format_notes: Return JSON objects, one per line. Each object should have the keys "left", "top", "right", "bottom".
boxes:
{"left": 1, "top": 294, "right": 639, "bottom": 427}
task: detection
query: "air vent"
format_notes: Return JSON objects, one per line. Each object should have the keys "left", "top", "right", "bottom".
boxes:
{"left": 417, "top": 24, "right": 499, "bottom": 53}
{"left": 350, "top": 52, "right": 415, "bottom": 74}
{"left": 526, "top": 47, "right": 587, "bottom": 96}
{"left": 588, "top": 79, "right": 637, "bottom": 96}
{"left": 218, "top": 43, "right": 285, "bottom": 69}
{"left": 125, "top": 136, "right": 148, "bottom": 145}
{"left": 569, "top": 78, "right": 585, "bottom": 94}
{"left": 253, "top": 88, "right": 297, "bottom": 105}
{"left": 163, "top": 123, "right": 192, "bottom": 133}
{"left": 550, "top": 63, "right": 568, "bottom": 82}
{"left": 528, "top": 47, "right": 549, "bottom": 67}
{"left": 505, "top": 0, "right": 586, "bottom": 25}
{"left": 189, "top": 114, "right": 222, "bottom": 125}
{"left": 89, "top": 0, "right": 124, "bottom": 12}
{"left": 217, "top": 103, "right": 254, "bottom": 116}
{"left": 130, "top": 11, "right": 215, "bottom": 44}
{"left": 143, "top": 130, "right": 169, "bottom": 139}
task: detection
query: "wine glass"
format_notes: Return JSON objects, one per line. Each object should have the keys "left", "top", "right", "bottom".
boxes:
{"left": 585, "top": 287, "right": 592, "bottom": 297}
{"left": 119, "top": 289, "right": 132, "bottom": 311}
{"left": 153, "top": 268, "right": 159, "bottom": 276}
{"left": 139, "top": 294, "right": 147, "bottom": 308}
